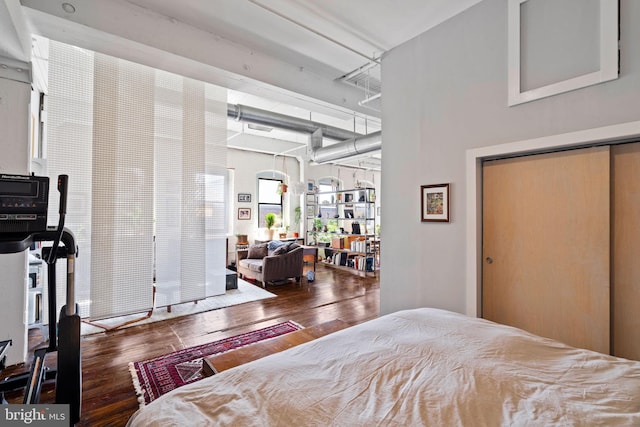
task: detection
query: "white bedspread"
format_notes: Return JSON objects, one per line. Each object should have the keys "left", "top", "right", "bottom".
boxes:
{"left": 127, "top": 308, "right": 640, "bottom": 426}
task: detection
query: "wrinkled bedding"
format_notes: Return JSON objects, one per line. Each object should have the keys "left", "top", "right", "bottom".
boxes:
{"left": 127, "top": 308, "right": 640, "bottom": 426}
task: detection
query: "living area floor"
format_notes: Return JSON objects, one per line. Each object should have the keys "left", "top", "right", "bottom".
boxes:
{"left": 3, "top": 263, "right": 380, "bottom": 426}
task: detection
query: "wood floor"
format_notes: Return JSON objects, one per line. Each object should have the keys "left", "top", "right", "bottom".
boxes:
{"left": 3, "top": 264, "right": 379, "bottom": 426}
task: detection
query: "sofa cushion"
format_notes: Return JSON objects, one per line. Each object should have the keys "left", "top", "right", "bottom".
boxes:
{"left": 239, "top": 258, "right": 263, "bottom": 273}
{"left": 247, "top": 243, "right": 268, "bottom": 259}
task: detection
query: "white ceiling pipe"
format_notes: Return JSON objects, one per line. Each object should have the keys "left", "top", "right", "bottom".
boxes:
{"left": 310, "top": 131, "right": 381, "bottom": 164}
{"left": 226, "top": 103, "right": 382, "bottom": 163}
{"left": 227, "top": 104, "right": 360, "bottom": 141}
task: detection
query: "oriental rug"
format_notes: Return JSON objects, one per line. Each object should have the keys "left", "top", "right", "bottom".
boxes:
{"left": 129, "top": 320, "right": 303, "bottom": 407}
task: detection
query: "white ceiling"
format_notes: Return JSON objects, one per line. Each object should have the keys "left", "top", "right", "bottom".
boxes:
{"left": 1, "top": 0, "right": 483, "bottom": 169}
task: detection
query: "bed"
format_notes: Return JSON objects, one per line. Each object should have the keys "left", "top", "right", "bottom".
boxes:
{"left": 127, "top": 308, "right": 640, "bottom": 426}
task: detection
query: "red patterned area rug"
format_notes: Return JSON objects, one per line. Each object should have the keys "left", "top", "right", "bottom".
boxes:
{"left": 129, "top": 321, "right": 303, "bottom": 407}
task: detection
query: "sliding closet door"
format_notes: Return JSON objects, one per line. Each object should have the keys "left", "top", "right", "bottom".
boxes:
{"left": 611, "top": 143, "right": 640, "bottom": 360}
{"left": 482, "top": 146, "right": 610, "bottom": 354}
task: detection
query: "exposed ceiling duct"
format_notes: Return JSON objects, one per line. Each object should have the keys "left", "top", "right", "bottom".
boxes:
{"left": 310, "top": 131, "right": 381, "bottom": 164}
{"left": 227, "top": 104, "right": 381, "bottom": 164}
{"left": 228, "top": 104, "right": 359, "bottom": 141}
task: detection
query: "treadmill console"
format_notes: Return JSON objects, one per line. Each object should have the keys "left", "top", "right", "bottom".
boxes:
{"left": 0, "top": 174, "right": 49, "bottom": 234}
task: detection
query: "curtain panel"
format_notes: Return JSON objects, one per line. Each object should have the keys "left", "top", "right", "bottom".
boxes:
{"left": 45, "top": 40, "right": 227, "bottom": 320}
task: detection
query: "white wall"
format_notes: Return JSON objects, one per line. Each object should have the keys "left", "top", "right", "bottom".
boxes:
{"left": 0, "top": 75, "right": 31, "bottom": 365}
{"left": 381, "top": 0, "right": 640, "bottom": 315}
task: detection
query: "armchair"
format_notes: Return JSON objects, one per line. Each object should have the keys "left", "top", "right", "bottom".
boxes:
{"left": 236, "top": 241, "right": 304, "bottom": 287}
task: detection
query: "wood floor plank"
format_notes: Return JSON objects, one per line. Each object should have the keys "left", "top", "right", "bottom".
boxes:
{"left": 2, "top": 264, "right": 379, "bottom": 426}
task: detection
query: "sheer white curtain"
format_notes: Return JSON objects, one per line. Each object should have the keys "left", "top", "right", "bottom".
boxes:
{"left": 45, "top": 39, "right": 227, "bottom": 320}
{"left": 154, "top": 74, "right": 228, "bottom": 307}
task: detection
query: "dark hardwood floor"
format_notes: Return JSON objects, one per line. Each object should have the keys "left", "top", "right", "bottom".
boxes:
{"left": 3, "top": 264, "right": 379, "bottom": 426}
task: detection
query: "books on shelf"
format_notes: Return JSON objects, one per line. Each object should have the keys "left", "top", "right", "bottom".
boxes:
{"left": 327, "top": 252, "right": 374, "bottom": 272}
{"left": 329, "top": 252, "right": 348, "bottom": 266}
{"left": 350, "top": 239, "right": 370, "bottom": 253}
{"left": 349, "top": 255, "right": 375, "bottom": 272}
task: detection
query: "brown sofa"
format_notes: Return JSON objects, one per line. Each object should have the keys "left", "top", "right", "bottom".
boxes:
{"left": 236, "top": 241, "right": 303, "bottom": 287}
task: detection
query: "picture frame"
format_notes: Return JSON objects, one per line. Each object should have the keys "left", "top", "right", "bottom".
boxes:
{"left": 238, "top": 208, "right": 251, "bottom": 220}
{"left": 306, "top": 179, "right": 316, "bottom": 193}
{"left": 421, "top": 183, "right": 450, "bottom": 222}
{"left": 238, "top": 193, "right": 251, "bottom": 203}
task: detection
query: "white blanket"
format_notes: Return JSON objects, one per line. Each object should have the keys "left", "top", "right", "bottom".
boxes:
{"left": 127, "top": 308, "right": 640, "bottom": 426}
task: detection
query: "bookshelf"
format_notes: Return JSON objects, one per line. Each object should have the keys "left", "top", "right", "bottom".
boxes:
{"left": 305, "top": 187, "right": 377, "bottom": 276}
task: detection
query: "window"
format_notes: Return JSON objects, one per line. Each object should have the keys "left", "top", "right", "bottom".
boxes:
{"left": 258, "top": 178, "right": 282, "bottom": 227}
{"left": 317, "top": 179, "right": 337, "bottom": 219}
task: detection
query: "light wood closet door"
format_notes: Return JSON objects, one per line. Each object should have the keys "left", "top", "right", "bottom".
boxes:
{"left": 611, "top": 143, "right": 640, "bottom": 360}
{"left": 482, "top": 146, "right": 610, "bottom": 354}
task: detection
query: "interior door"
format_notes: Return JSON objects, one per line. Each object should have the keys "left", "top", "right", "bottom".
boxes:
{"left": 611, "top": 142, "right": 640, "bottom": 360}
{"left": 482, "top": 146, "right": 610, "bottom": 354}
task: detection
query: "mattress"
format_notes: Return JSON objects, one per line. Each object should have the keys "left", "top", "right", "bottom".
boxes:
{"left": 127, "top": 308, "right": 640, "bottom": 426}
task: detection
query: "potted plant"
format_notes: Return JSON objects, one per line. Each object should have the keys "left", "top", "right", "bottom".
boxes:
{"left": 327, "top": 219, "right": 338, "bottom": 233}
{"left": 265, "top": 213, "right": 276, "bottom": 240}
{"left": 293, "top": 206, "right": 302, "bottom": 238}
{"left": 309, "top": 228, "right": 318, "bottom": 245}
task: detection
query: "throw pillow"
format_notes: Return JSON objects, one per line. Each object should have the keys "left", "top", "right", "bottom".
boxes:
{"left": 272, "top": 246, "right": 288, "bottom": 256}
{"left": 267, "top": 240, "right": 287, "bottom": 251}
{"left": 247, "top": 243, "right": 268, "bottom": 259}
{"left": 285, "top": 242, "right": 300, "bottom": 252}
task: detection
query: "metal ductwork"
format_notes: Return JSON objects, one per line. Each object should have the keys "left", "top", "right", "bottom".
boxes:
{"left": 227, "top": 103, "right": 381, "bottom": 163}
{"left": 310, "top": 131, "right": 381, "bottom": 164}
{"left": 227, "top": 104, "right": 359, "bottom": 141}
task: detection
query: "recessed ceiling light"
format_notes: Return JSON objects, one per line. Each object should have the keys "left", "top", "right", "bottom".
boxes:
{"left": 62, "top": 3, "right": 76, "bottom": 13}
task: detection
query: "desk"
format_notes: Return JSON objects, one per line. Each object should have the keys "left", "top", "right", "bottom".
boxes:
{"left": 301, "top": 245, "right": 318, "bottom": 271}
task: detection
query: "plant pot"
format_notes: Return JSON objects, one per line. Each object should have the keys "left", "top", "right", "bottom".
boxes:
{"left": 279, "top": 233, "right": 287, "bottom": 239}
{"left": 293, "top": 232, "right": 299, "bottom": 238}
{"left": 267, "top": 229, "right": 274, "bottom": 240}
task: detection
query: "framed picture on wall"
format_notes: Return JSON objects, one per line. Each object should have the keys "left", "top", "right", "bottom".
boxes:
{"left": 307, "top": 179, "right": 315, "bottom": 193}
{"left": 421, "top": 183, "right": 450, "bottom": 222}
{"left": 238, "top": 208, "right": 251, "bottom": 220}
{"left": 238, "top": 193, "right": 251, "bottom": 203}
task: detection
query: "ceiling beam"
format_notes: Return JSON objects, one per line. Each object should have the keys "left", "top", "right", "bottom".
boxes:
{"left": 20, "top": 0, "right": 379, "bottom": 118}
{"left": 0, "top": 0, "right": 31, "bottom": 61}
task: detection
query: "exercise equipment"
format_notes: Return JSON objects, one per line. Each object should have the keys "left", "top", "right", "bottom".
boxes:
{"left": 0, "top": 174, "right": 81, "bottom": 424}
